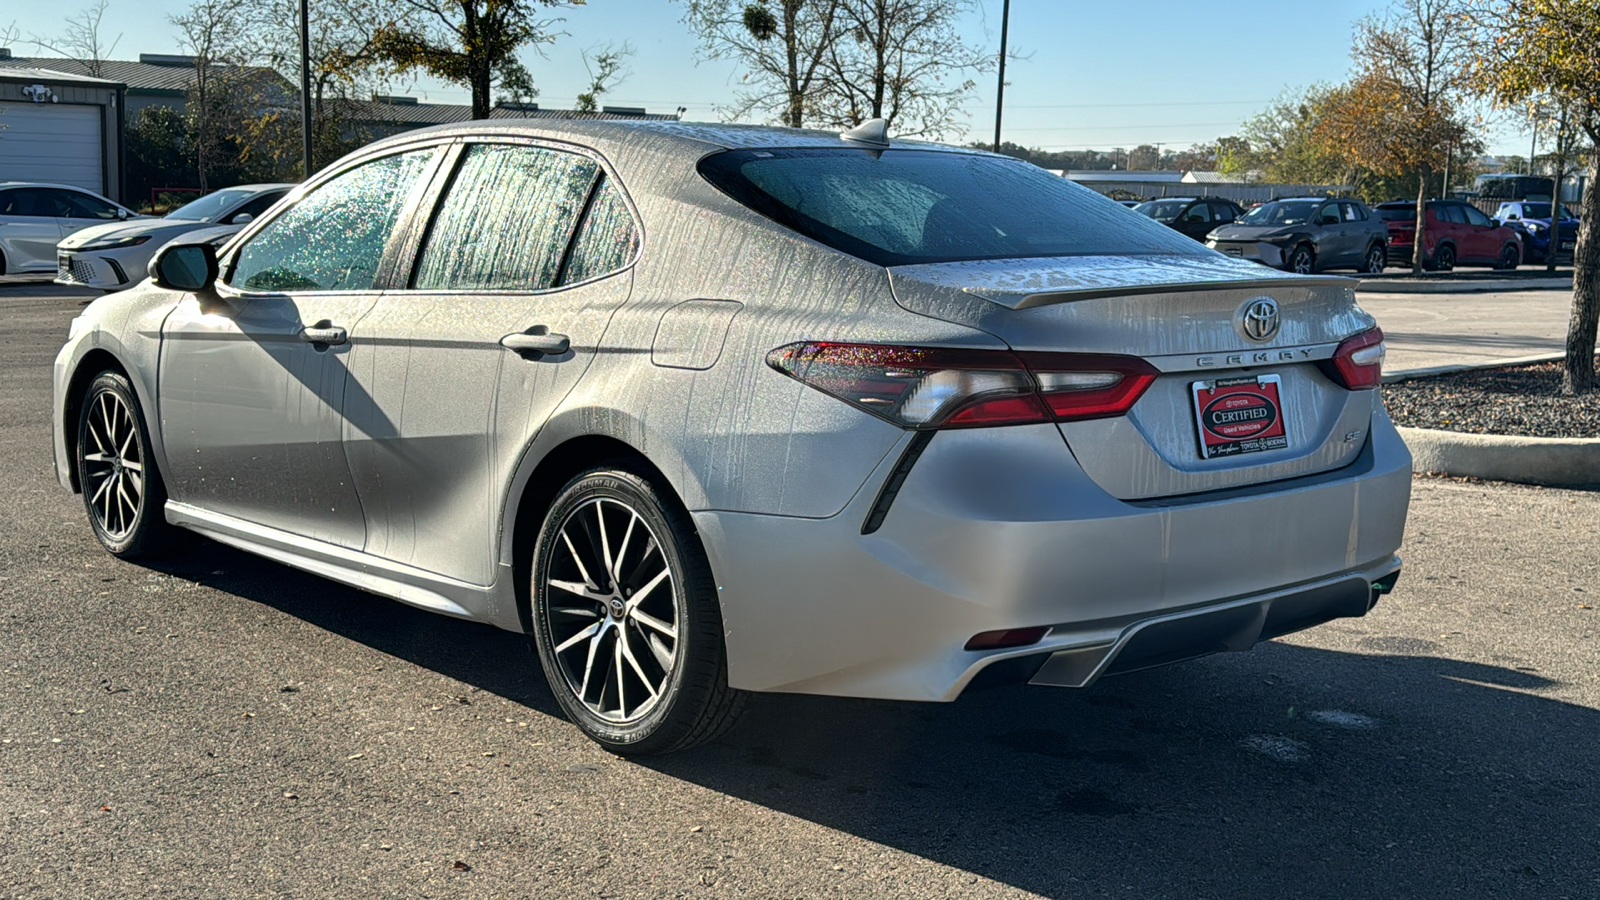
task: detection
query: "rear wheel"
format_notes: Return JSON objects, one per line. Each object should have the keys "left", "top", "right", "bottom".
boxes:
{"left": 75, "top": 371, "right": 177, "bottom": 559}
{"left": 1362, "top": 243, "right": 1386, "bottom": 274}
{"left": 1435, "top": 244, "right": 1456, "bottom": 271}
{"left": 1287, "top": 244, "right": 1315, "bottom": 274}
{"left": 1495, "top": 242, "right": 1520, "bottom": 270}
{"left": 530, "top": 467, "right": 745, "bottom": 755}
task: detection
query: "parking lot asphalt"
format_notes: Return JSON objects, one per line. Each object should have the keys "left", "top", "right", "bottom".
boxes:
{"left": 1357, "top": 288, "right": 1572, "bottom": 375}
{"left": 3, "top": 282, "right": 1598, "bottom": 899}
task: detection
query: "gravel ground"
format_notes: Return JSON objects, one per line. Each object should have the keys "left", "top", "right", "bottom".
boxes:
{"left": 1384, "top": 360, "right": 1600, "bottom": 438}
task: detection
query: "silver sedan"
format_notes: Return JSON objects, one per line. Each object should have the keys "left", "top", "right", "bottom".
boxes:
{"left": 51, "top": 120, "right": 1411, "bottom": 754}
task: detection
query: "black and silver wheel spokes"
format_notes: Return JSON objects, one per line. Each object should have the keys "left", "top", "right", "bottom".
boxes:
{"left": 82, "top": 391, "right": 144, "bottom": 540}
{"left": 546, "top": 498, "right": 679, "bottom": 723}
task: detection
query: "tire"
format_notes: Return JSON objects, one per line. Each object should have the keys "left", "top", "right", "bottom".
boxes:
{"left": 1495, "top": 242, "right": 1520, "bottom": 270}
{"left": 1362, "top": 243, "right": 1386, "bottom": 274}
{"left": 1288, "top": 244, "right": 1315, "bottom": 274}
{"left": 75, "top": 370, "right": 177, "bottom": 559}
{"left": 1435, "top": 243, "right": 1456, "bottom": 271}
{"left": 530, "top": 466, "right": 745, "bottom": 755}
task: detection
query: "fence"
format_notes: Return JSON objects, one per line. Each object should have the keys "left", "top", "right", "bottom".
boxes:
{"left": 1069, "top": 179, "right": 1354, "bottom": 204}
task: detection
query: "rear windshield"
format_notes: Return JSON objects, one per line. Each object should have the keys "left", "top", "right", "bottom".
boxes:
{"left": 1377, "top": 206, "right": 1416, "bottom": 222}
{"left": 697, "top": 148, "right": 1205, "bottom": 266}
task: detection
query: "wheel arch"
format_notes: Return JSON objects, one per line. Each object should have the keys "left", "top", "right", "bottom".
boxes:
{"left": 62, "top": 348, "right": 133, "bottom": 494}
{"left": 504, "top": 431, "right": 697, "bottom": 634}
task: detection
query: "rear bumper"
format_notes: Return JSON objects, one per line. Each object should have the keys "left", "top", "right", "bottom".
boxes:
{"left": 696, "top": 414, "right": 1413, "bottom": 701}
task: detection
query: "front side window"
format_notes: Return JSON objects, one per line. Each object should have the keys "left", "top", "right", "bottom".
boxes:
{"left": 560, "top": 175, "right": 640, "bottom": 285}
{"left": 230, "top": 148, "right": 438, "bottom": 292}
{"left": 1439, "top": 204, "right": 1467, "bottom": 225}
{"left": 702, "top": 148, "right": 1204, "bottom": 266}
{"left": 413, "top": 143, "right": 598, "bottom": 291}
{"left": 59, "top": 190, "right": 120, "bottom": 220}
{"left": 1463, "top": 205, "right": 1494, "bottom": 228}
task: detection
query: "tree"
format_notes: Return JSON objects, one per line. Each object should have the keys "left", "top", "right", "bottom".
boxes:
{"left": 811, "top": 0, "right": 988, "bottom": 139}
{"left": 1320, "top": 0, "right": 1478, "bottom": 274}
{"left": 1463, "top": 0, "right": 1600, "bottom": 393}
{"left": 30, "top": 1, "right": 121, "bottom": 79}
{"left": 372, "top": 0, "right": 576, "bottom": 120}
{"left": 1233, "top": 86, "right": 1364, "bottom": 188}
{"left": 678, "top": 0, "right": 841, "bottom": 128}
{"left": 574, "top": 41, "right": 632, "bottom": 113}
{"left": 172, "top": 0, "right": 253, "bottom": 192}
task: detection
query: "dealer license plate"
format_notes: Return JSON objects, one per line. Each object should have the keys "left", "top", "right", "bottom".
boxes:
{"left": 1192, "top": 374, "right": 1289, "bottom": 459}
{"left": 1224, "top": 247, "right": 1243, "bottom": 257}
{"left": 1560, "top": 240, "right": 1575, "bottom": 251}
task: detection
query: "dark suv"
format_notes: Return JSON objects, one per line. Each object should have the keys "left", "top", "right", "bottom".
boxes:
{"left": 1132, "top": 197, "right": 1246, "bottom": 242}
{"left": 1205, "top": 197, "right": 1389, "bottom": 274}
{"left": 1375, "top": 200, "right": 1523, "bottom": 270}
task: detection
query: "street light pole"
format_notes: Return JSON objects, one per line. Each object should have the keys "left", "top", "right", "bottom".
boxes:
{"left": 992, "top": 0, "right": 1010, "bottom": 154}
{"left": 300, "top": 0, "right": 313, "bottom": 180}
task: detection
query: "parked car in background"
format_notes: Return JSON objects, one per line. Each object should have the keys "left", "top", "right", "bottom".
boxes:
{"left": 0, "top": 182, "right": 143, "bottom": 277}
{"left": 52, "top": 120, "right": 1409, "bottom": 755}
{"left": 1375, "top": 200, "right": 1523, "bottom": 270}
{"left": 1133, "top": 197, "right": 1246, "bottom": 241}
{"left": 1205, "top": 197, "right": 1388, "bottom": 274}
{"left": 1493, "top": 200, "right": 1579, "bottom": 264}
{"left": 1116, "top": 199, "right": 1142, "bottom": 208}
{"left": 55, "top": 184, "right": 294, "bottom": 291}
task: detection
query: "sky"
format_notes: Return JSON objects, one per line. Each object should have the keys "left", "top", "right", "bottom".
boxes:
{"left": 5, "top": 0, "right": 1533, "bottom": 157}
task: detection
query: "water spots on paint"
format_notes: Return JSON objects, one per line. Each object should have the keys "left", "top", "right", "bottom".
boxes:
{"left": 1243, "top": 734, "right": 1310, "bottom": 763}
{"left": 1306, "top": 709, "right": 1381, "bottom": 730}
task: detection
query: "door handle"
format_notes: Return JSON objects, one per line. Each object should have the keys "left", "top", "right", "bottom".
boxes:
{"left": 501, "top": 327, "right": 570, "bottom": 359}
{"left": 299, "top": 323, "right": 347, "bottom": 346}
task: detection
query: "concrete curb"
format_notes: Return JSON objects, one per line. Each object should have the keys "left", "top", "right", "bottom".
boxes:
{"left": 1397, "top": 426, "right": 1600, "bottom": 488}
{"left": 1384, "top": 353, "right": 1565, "bottom": 383}
{"left": 1358, "top": 276, "right": 1570, "bottom": 294}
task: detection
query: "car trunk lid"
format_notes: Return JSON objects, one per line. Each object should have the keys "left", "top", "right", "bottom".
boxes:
{"left": 887, "top": 254, "right": 1380, "bottom": 500}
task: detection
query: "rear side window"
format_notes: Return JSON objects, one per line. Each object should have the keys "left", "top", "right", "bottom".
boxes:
{"left": 699, "top": 148, "right": 1204, "bottom": 266}
{"left": 1340, "top": 202, "right": 1365, "bottom": 221}
{"left": 413, "top": 144, "right": 598, "bottom": 291}
{"left": 559, "top": 175, "right": 640, "bottom": 285}
{"left": 231, "top": 148, "right": 439, "bottom": 292}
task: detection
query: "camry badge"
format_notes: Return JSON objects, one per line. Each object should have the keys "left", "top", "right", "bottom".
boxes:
{"left": 1240, "top": 297, "right": 1280, "bottom": 342}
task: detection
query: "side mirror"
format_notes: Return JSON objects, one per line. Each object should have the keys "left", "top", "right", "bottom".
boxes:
{"left": 116, "top": 208, "right": 131, "bottom": 220}
{"left": 149, "top": 242, "right": 219, "bottom": 292}
{"left": 230, "top": 212, "right": 253, "bottom": 225}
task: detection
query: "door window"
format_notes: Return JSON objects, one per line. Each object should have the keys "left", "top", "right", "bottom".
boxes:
{"left": 1317, "top": 204, "right": 1340, "bottom": 224}
{"left": 413, "top": 143, "right": 599, "bottom": 291}
{"left": 1439, "top": 204, "right": 1467, "bottom": 224}
{"left": 0, "top": 188, "right": 54, "bottom": 217}
{"left": 1462, "top": 205, "right": 1494, "bottom": 228}
{"left": 1340, "top": 202, "right": 1365, "bottom": 221}
{"left": 1209, "top": 202, "right": 1237, "bottom": 222}
{"left": 57, "top": 190, "right": 120, "bottom": 220}
{"left": 559, "top": 175, "right": 641, "bottom": 285}
{"left": 229, "top": 148, "right": 439, "bottom": 292}
{"left": 1181, "top": 202, "right": 1210, "bottom": 223}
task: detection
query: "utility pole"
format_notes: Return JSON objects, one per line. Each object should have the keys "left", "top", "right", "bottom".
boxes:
{"left": 992, "top": 0, "right": 1010, "bottom": 154}
{"left": 300, "top": 0, "right": 313, "bottom": 180}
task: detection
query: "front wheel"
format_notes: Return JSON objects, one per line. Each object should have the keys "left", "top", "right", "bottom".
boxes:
{"left": 75, "top": 370, "right": 177, "bottom": 558}
{"left": 1287, "top": 244, "right": 1315, "bottom": 274}
{"left": 1362, "top": 243, "right": 1386, "bottom": 274}
{"left": 530, "top": 467, "right": 745, "bottom": 755}
{"left": 1495, "top": 242, "right": 1520, "bottom": 270}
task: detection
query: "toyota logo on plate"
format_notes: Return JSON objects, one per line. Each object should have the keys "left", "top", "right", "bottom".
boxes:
{"left": 1240, "top": 297, "right": 1280, "bottom": 342}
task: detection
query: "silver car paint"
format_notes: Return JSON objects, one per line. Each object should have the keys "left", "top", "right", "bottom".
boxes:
{"left": 54, "top": 120, "right": 1411, "bottom": 702}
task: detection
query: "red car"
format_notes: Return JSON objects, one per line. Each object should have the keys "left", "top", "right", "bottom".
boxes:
{"left": 1375, "top": 200, "right": 1523, "bottom": 270}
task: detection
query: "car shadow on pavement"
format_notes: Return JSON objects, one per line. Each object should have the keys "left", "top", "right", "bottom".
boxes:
{"left": 147, "top": 542, "right": 1599, "bottom": 899}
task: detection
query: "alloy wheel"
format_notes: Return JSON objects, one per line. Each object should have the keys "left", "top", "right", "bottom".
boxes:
{"left": 1290, "top": 246, "right": 1314, "bottom": 274}
{"left": 542, "top": 497, "right": 679, "bottom": 724}
{"left": 81, "top": 388, "right": 145, "bottom": 541}
{"left": 1365, "top": 245, "right": 1386, "bottom": 274}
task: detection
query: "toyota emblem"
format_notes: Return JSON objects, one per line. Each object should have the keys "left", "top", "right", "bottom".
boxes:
{"left": 1240, "top": 298, "right": 1280, "bottom": 342}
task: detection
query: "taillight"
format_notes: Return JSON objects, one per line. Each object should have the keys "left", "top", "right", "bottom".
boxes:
{"left": 1326, "top": 327, "right": 1385, "bottom": 390}
{"left": 766, "top": 342, "right": 1157, "bottom": 429}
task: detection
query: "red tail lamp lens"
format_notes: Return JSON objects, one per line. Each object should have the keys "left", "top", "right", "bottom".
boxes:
{"left": 965, "top": 627, "right": 1049, "bottom": 651}
{"left": 1329, "top": 327, "right": 1385, "bottom": 390}
{"left": 766, "top": 343, "right": 1157, "bottom": 429}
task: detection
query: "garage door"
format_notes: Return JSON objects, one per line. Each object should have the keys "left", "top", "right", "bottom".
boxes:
{"left": 0, "top": 103, "right": 103, "bottom": 193}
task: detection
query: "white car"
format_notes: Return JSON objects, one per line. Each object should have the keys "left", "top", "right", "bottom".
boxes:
{"left": 0, "top": 182, "right": 143, "bottom": 278}
{"left": 55, "top": 184, "right": 293, "bottom": 291}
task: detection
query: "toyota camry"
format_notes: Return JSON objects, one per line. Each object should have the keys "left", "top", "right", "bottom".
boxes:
{"left": 52, "top": 119, "right": 1411, "bottom": 755}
